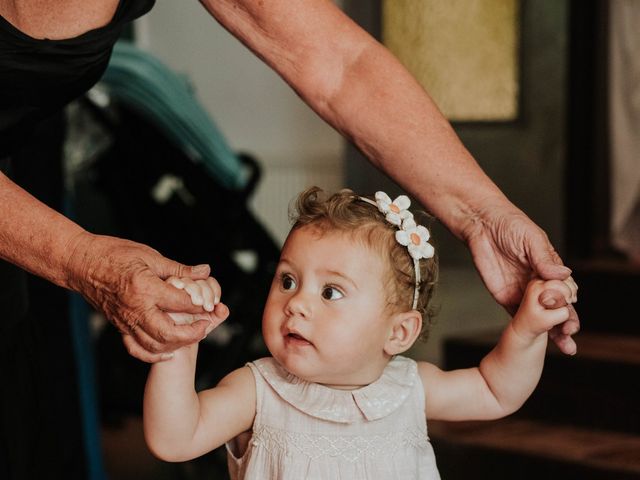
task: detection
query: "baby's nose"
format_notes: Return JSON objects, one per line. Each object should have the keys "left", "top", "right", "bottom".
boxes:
{"left": 284, "top": 291, "right": 312, "bottom": 318}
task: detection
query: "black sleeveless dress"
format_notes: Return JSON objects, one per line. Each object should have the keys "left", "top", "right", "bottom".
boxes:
{"left": 0, "top": 0, "right": 155, "bottom": 158}
{"left": 0, "top": 2, "right": 154, "bottom": 479}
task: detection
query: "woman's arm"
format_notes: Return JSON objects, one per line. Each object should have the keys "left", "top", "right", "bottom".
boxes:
{"left": 198, "top": 0, "right": 579, "bottom": 353}
{"left": 420, "top": 279, "right": 575, "bottom": 421}
{"left": 198, "top": 0, "right": 497, "bottom": 231}
{"left": 0, "top": 171, "right": 85, "bottom": 287}
{"left": 0, "top": 172, "right": 216, "bottom": 362}
{"left": 143, "top": 345, "right": 256, "bottom": 461}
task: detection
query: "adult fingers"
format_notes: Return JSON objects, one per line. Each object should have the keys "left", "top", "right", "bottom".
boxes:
{"left": 548, "top": 303, "right": 580, "bottom": 355}
{"left": 123, "top": 310, "right": 226, "bottom": 363}
{"left": 148, "top": 254, "right": 210, "bottom": 281}
{"left": 213, "top": 302, "right": 230, "bottom": 323}
{"left": 527, "top": 234, "right": 572, "bottom": 281}
{"left": 549, "top": 327, "right": 578, "bottom": 356}
{"left": 561, "top": 304, "right": 580, "bottom": 336}
{"left": 135, "top": 310, "right": 211, "bottom": 349}
{"left": 121, "top": 334, "right": 176, "bottom": 363}
{"left": 166, "top": 308, "right": 228, "bottom": 341}
{"left": 167, "top": 311, "right": 195, "bottom": 325}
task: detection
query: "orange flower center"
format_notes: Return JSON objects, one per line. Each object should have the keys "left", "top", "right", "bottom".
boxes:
{"left": 390, "top": 204, "right": 400, "bottom": 213}
{"left": 410, "top": 232, "right": 421, "bottom": 245}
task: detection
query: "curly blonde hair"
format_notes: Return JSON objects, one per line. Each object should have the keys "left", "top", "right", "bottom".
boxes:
{"left": 289, "top": 187, "right": 438, "bottom": 340}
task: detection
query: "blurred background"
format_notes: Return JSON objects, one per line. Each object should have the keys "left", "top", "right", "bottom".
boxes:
{"left": 29, "top": 0, "right": 639, "bottom": 478}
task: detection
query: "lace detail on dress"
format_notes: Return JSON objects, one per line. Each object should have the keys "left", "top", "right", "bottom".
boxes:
{"left": 251, "top": 424, "right": 430, "bottom": 462}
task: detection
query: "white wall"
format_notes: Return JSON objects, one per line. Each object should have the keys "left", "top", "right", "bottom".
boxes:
{"left": 135, "top": 0, "right": 344, "bottom": 243}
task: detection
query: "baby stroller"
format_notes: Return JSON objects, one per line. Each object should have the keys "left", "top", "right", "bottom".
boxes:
{"left": 67, "top": 41, "right": 279, "bottom": 478}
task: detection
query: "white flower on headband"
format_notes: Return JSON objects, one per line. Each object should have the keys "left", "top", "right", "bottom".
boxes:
{"left": 396, "top": 218, "right": 435, "bottom": 260}
{"left": 374, "top": 192, "right": 413, "bottom": 226}
{"left": 360, "top": 191, "right": 434, "bottom": 309}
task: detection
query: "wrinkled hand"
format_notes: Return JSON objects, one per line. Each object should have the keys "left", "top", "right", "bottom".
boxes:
{"left": 464, "top": 205, "right": 579, "bottom": 355}
{"left": 66, "top": 232, "right": 228, "bottom": 362}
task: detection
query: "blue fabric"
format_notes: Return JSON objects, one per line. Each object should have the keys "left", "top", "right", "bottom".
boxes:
{"left": 101, "top": 41, "right": 247, "bottom": 190}
{"left": 65, "top": 197, "right": 107, "bottom": 480}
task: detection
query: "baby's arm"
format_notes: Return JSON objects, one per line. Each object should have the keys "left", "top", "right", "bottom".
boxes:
{"left": 421, "top": 278, "right": 577, "bottom": 421}
{"left": 143, "top": 278, "right": 255, "bottom": 461}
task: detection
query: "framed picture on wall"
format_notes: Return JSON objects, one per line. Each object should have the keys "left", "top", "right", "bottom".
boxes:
{"left": 382, "top": 0, "right": 522, "bottom": 123}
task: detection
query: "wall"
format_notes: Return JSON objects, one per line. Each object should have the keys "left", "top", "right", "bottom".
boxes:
{"left": 135, "top": 1, "right": 345, "bottom": 244}
{"left": 343, "top": 0, "right": 569, "bottom": 363}
{"left": 345, "top": 0, "right": 569, "bottom": 266}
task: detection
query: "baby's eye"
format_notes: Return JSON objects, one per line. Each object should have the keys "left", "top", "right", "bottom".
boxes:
{"left": 321, "top": 286, "right": 344, "bottom": 300}
{"left": 281, "top": 274, "right": 297, "bottom": 291}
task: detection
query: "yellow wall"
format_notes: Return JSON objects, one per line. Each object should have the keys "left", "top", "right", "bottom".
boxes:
{"left": 383, "top": 0, "right": 520, "bottom": 121}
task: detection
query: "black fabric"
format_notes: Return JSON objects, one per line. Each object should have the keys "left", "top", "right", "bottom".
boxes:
{"left": 0, "top": 112, "right": 87, "bottom": 479}
{"left": 0, "top": 2, "right": 156, "bottom": 475}
{"left": 0, "top": 0, "right": 155, "bottom": 158}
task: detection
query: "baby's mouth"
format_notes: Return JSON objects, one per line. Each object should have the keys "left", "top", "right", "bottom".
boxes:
{"left": 286, "top": 332, "right": 312, "bottom": 345}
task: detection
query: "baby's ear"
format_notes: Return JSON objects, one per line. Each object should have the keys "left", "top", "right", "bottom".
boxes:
{"left": 384, "top": 310, "right": 422, "bottom": 356}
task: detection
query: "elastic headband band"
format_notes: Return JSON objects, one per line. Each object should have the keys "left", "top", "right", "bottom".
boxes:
{"left": 359, "top": 192, "right": 434, "bottom": 309}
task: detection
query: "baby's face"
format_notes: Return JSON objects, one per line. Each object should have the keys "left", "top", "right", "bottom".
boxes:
{"left": 262, "top": 225, "right": 393, "bottom": 389}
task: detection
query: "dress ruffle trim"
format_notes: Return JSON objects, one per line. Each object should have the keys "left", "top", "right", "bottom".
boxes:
{"left": 252, "top": 356, "right": 418, "bottom": 423}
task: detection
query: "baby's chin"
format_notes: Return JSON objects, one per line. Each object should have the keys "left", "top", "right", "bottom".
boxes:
{"left": 280, "top": 360, "right": 381, "bottom": 390}
{"left": 273, "top": 356, "right": 336, "bottom": 385}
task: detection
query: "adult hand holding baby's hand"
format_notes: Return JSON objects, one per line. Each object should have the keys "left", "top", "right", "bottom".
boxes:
{"left": 464, "top": 203, "right": 580, "bottom": 355}
{"left": 166, "top": 276, "right": 229, "bottom": 331}
{"left": 510, "top": 278, "right": 578, "bottom": 350}
{"left": 66, "top": 232, "right": 225, "bottom": 363}
{"left": 538, "top": 278, "right": 579, "bottom": 355}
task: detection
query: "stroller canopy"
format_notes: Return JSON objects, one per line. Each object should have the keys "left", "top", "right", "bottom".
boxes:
{"left": 101, "top": 41, "right": 247, "bottom": 190}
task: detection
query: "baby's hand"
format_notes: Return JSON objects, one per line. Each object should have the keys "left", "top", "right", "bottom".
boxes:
{"left": 511, "top": 278, "right": 578, "bottom": 343}
{"left": 165, "top": 276, "right": 229, "bottom": 329}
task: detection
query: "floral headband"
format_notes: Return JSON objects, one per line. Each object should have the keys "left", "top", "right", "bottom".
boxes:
{"left": 359, "top": 192, "right": 434, "bottom": 309}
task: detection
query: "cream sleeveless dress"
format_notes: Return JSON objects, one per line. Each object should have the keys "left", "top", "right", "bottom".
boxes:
{"left": 226, "top": 356, "right": 440, "bottom": 479}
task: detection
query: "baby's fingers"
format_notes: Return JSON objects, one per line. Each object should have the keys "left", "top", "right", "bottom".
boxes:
{"left": 196, "top": 277, "right": 221, "bottom": 312}
{"left": 564, "top": 276, "right": 578, "bottom": 303}
{"left": 165, "top": 276, "right": 222, "bottom": 312}
{"left": 543, "top": 304, "right": 572, "bottom": 330}
{"left": 540, "top": 279, "right": 573, "bottom": 307}
{"left": 167, "top": 276, "right": 204, "bottom": 306}
{"left": 184, "top": 280, "right": 205, "bottom": 307}
{"left": 166, "top": 276, "right": 185, "bottom": 290}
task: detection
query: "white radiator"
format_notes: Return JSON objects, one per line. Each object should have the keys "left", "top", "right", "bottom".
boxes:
{"left": 249, "top": 160, "right": 344, "bottom": 246}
